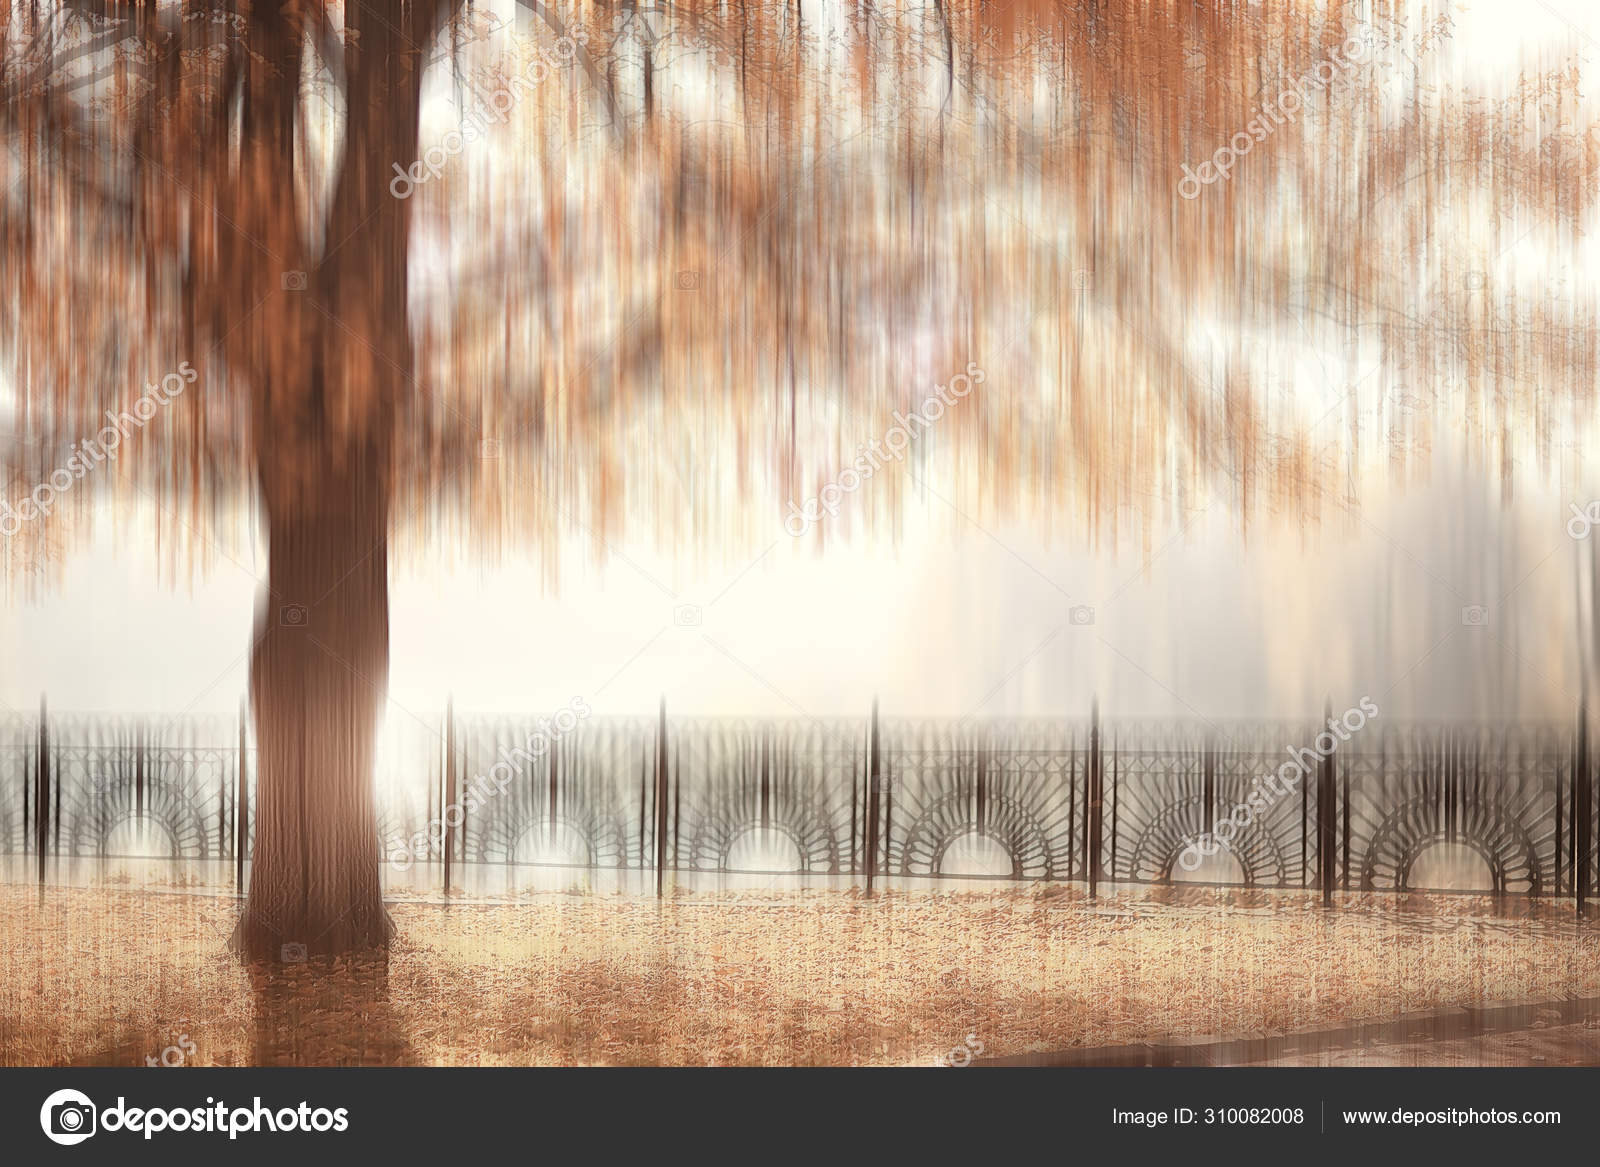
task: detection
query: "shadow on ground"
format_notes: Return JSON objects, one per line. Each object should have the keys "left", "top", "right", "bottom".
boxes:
{"left": 247, "top": 956, "right": 416, "bottom": 1066}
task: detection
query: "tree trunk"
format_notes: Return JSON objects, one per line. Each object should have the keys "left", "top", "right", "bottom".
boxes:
{"left": 232, "top": 457, "right": 394, "bottom": 961}
{"left": 225, "top": 0, "right": 429, "bottom": 962}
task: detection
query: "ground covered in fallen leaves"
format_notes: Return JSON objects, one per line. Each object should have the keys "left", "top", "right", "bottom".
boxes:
{"left": 2, "top": 883, "right": 1597, "bottom": 1066}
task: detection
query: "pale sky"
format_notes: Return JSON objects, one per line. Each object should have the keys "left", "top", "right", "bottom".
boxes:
{"left": 2, "top": 0, "right": 1598, "bottom": 726}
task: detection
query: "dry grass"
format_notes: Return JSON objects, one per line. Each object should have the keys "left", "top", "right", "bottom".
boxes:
{"left": 2, "top": 883, "right": 1598, "bottom": 1066}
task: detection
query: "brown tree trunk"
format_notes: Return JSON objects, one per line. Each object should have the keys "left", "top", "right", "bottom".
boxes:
{"left": 232, "top": 455, "right": 394, "bottom": 961}
{"left": 223, "top": 0, "right": 432, "bottom": 962}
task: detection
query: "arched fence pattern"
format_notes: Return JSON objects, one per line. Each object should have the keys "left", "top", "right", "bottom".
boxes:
{"left": 1, "top": 704, "right": 1596, "bottom": 909}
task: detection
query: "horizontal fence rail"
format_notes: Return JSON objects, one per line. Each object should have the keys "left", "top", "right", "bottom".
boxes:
{"left": 2, "top": 702, "right": 1596, "bottom": 910}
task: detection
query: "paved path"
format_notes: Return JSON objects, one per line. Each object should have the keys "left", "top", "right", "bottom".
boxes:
{"left": 979, "top": 996, "right": 1600, "bottom": 1067}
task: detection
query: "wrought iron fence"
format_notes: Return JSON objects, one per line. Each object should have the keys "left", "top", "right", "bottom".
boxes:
{"left": 2, "top": 702, "right": 1596, "bottom": 907}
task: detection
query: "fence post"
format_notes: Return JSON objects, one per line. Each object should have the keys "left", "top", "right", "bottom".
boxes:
{"left": 236, "top": 698, "right": 248, "bottom": 893}
{"left": 135, "top": 720, "right": 144, "bottom": 828}
{"left": 637, "top": 755, "right": 649, "bottom": 882}
{"left": 1087, "top": 697, "right": 1102, "bottom": 898}
{"left": 1320, "top": 699, "right": 1336, "bottom": 907}
{"left": 1342, "top": 728, "right": 1353, "bottom": 892}
{"left": 849, "top": 730, "right": 860, "bottom": 876}
{"left": 54, "top": 716, "right": 63, "bottom": 856}
{"left": 1577, "top": 703, "right": 1590, "bottom": 919}
{"left": 1109, "top": 725, "right": 1118, "bottom": 878}
{"left": 882, "top": 737, "right": 894, "bottom": 886}
{"left": 655, "top": 697, "right": 669, "bottom": 898}
{"left": 975, "top": 725, "right": 987, "bottom": 840}
{"left": 549, "top": 739, "right": 560, "bottom": 851}
{"left": 21, "top": 707, "right": 29, "bottom": 863}
{"left": 1300, "top": 748, "right": 1309, "bottom": 889}
{"left": 1068, "top": 725, "right": 1077, "bottom": 878}
{"left": 36, "top": 695, "right": 48, "bottom": 888}
{"left": 460, "top": 725, "right": 471, "bottom": 872}
{"left": 443, "top": 697, "right": 455, "bottom": 896}
{"left": 218, "top": 740, "right": 227, "bottom": 858}
{"left": 865, "top": 699, "right": 880, "bottom": 896}
{"left": 1556, "top": 737, "right": 1565, "bottom": 898}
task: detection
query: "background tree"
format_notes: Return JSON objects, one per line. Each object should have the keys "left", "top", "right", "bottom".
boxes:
{"left": 2, "top": 0, "right": 1592, "bottom": 958}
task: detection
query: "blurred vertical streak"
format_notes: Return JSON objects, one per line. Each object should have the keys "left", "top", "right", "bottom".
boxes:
{"left": 35, "top": 694, "right": 47, "bottom": 888}
{"left": 444, "top": 696, "right": 456, "bottom": 896}
{"left": 1576, "top": 702, "right": 1590, "bottom": 917}
{"left": 1342, "top": 731, "right": 1351, "bottom": 892}
{"left": 1110, "top": 725, "right": 1119, "bottom": 876}
{"left": 865, "top": 697, "right": 880, "bottom": 895}
{"left": 1088, "top": 696, "right": 1102, "bottom": 898}
{"left": 236, "top": 698, "right": 247, "bottom": 893}
{"left": 655, "top": 698, "right": 668, "bottom": 898}
{"left": 1321, "top": 698, "right": 1335, "bottom": 907}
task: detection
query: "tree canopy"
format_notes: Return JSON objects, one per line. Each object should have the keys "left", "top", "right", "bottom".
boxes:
{"left": 2, "top": 0, "right": 1587, "bottom": 592}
